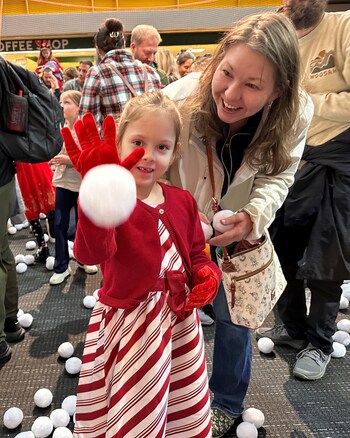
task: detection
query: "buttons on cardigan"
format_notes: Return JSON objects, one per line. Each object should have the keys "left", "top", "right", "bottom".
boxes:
{"left": 159, "top": 208, "right": 164, "bottom": 214}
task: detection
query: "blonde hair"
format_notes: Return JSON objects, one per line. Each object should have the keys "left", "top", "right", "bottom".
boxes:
{"left": 186, "top": 12, "right": 301, "bottom": 176}
{"left": 60, "top": 90, "right": 82, "bottom": 107}
{"left": 131, "top": 24, "right": 162, "bottom": 45}
{"left": 155, "top": 48, "right": 180, "bottom": 79}
{"left": 117, "top": 92, "right": 182, "bottom": 155}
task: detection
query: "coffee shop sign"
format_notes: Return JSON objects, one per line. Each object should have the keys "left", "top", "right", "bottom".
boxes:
{"left": 0, "top": 39, "right": 69, "bottom": 52}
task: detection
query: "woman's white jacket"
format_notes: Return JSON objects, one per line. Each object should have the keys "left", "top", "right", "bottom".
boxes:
{"left": 163, "top": 72, "right": 314, "bottom": 240}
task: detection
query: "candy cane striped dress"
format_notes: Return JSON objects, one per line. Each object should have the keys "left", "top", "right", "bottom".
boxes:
{"left": 73, "top": 218, "right": 212, "bottom": 438}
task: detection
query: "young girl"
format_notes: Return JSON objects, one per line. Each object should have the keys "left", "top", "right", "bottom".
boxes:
{"left": 35, "top": 40, "right": 64, "bottom": 88}
{"left": 49, "top": 90, "right": 97, "bottom": 285}
{"left": 61, "top": 92, "right": 221, "bottom": 438}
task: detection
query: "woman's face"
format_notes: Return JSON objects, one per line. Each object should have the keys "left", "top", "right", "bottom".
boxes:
{"left": 177, "top": 58, "right": 194, "bottom": 77}
{"left": 212, "top": 44, "right": 280, "bottom": 128}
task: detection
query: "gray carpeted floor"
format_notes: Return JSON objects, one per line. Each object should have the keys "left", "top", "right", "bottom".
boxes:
{"left": 1, "top": 224, "right": 349, "bottom": 437}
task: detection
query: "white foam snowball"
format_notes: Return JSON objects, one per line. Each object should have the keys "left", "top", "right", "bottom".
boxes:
{"left": 24, "top": 254, "right": 35, "bottom": 265}
{"left": 34, "top": 388, "right": 53, "bottom": 408}
{"left": 83, "top": 295, "right": 97, "bottom": 309}
{"left": 201, "top": 221, "right": 213, "bottom": 241}
{"left": 93, "top": 289, "right": 100, "bottom": 301}
{"left": 332, "top": 330, "right": 350, "bottom": 346}
{"left": 68, "top": 248, "right": 74, "bottom": 259}
{"left": 16, "top": 262, "right": 28, "bottom": 274}
{"left": 8, "top": 226, "right": 17, "bottom": 235}
{"left": 331, "top": 342, "right": 346, "bottom": 358}
{"left": 257, "top": 337, "right": 274, "bottom": 354}
{"left": 212, "top": 210, "right": 236, "bottom": 234}
{"left": 79, "top": 164, "right": 137, "bottom": 228}
{"left": 22, "top": 220, "right": 29, "bottom": 228}
{"left": 339, "top": 296, "right": 349, "bottom": 310}
{"left": 52, "top": 427, "right": 73, "bottom": 438}
{"left": 341, "top": 283, "right": 350, "bottom": 300}
{"left": 43, "top": 233, "right": 49, "bottom": 243}
{"left": 3, "top": 407, "right": 24, "bottom": 429}
{"left": 236, "top": 421, "right": 258, "bottom": 438}
{"left": 17, "top": 308, "right": 24, "bottom": 318}
{"left": 337, "top": 319, "right": 350, "bottom": 333}
{"left": 18, "top": 313, "right": 33, "bottom": 328}
{"left": 50, "top": 409, "right": 70, "bottom": 428}
{"left": 15, "top": 254, "right": 25, "bottom": 264}
{"left": 61, "top": 395, "right": 77, "bottom": 416}
{"left": 14, "top": 223, "right": 24, "bottom": 231}
{"left": 31, "top": 416, "right": 53, "bottom": 438}
{"left": 65, "top": 357, "right": 82, "bottom": 374}
{"left": 26, "top": 240, "right": 36, "bottom": 250}
{"left": 242, "top": 407, "right": 265, "bottom": 428}
{"left": 45, "top": 256, "right": 55, "bottom": 271}
{"left": 67, "top": 240, "right": 74, "bottom": 249}
{"left": 15, "top": 432, "right": 35, "bottom": 438}
{"left": 58, "top": 342, "right": 74, "bottom": 359}
{"left": 39, "top": 212, "right": 47, "bottom": 219}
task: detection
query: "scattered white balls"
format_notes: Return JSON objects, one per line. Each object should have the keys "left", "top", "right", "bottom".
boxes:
{"left": 83, "top": 295, "right": 97, "bottom": 309}
{"left": 332, "top": 330, "right": 350, "bottom": 346}
{"left": 257, "top": 337, "right": 274, "bottom": 354}
{"left": 331, "top": 342, "right": 346, "bottom": 358}
{"left": 26, "top": 241, "right": 37, "bottom": 250}
{"left": 79, "top": 164, "right": 137, "bottom": 228}
{"left": 61, "top": 395, "right": 77, "bottom": 416}
{"left": 24, "top": 254, "right": 35, "bottom": 265}
{"left": 3, "top": 406, "right": 24, "bottom": 429}
{"left": 34, "top": 388, "right": 53, "bottom": 408}
{"left": 65, "top": 357, "right": 82, "bottom": 375}
{"left": 57, "top": 342, "right": 74, "bottom": 359}
{"left": 45, "top": 256, "right": 55, "bottom": 271}
{"left": 67, "top": 240, "right": 74, "bottom": 249}
{"left": 68, "top": 248, "right": 74, "bottom": 260}
{"left": 18, "top": 313, "right": 33, "bottom": 328}
{"left": 8, "top": 226, "right": 17, "bottom": 235}
{"left": 17, "top": 308, "right": 24, "bottom": 318}
{"left": 242, "top": 407, "right": 265, "bottom": 429}
{"left": 52, "top": 427, "right": 73, "bottom": 438}
{"left": 337, "top": 319, "right": 350, "bottom": 333}
{"left": 15, "top": 432, "right": 35, "bottom": 438}
{"left": 341, "top": 283, "right": 350, "bottom": 300}
{"left": 50, "top": 409, "right": 70, "bottom": 428}
{"left": 93, "top": 289, "right": 100, "bottom": 301}
{"left": 15, "top": 254, "right": 25, "bottom": 264}
{"left": 212, "top": 210, "right": 236, "bottom": 234}
{"left": 31, "top": 416, "right": 53, "bottom": 438}
{"left": 201, "top": 221, "right": 213, "bottom": 241}
{"left": 236, "top": 421, "right": 258, "bottom": 438}
{"left": 339, "top": 296, "right": 349, "bottom": 310}
{"left": 14, "top": 223, "right": 24, "bottom": 231}
{"left": 16, "top": 262, "right": 28, "bottom": 274}
{"left": 44, "top": 233, "right": 49, "bottom": 243}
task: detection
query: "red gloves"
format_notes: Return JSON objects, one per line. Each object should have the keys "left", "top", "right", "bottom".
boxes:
{"left": 61, "top": 113, "right": 144, "bottom": 177}
{"left": 185, "top": 265, "right": 219, "bottom": 311}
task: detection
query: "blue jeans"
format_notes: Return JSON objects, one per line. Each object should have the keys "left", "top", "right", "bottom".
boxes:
{"left": 209, "top": 282, "right": 252, "bottom": 417}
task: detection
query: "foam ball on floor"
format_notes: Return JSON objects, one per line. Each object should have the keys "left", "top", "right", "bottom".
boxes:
{"left": 57, "top": 342, "right": 74, "bottom": 359}
{"left": 15, "top": 432, "right": 35, "bottom": 438}
{"left": 242, "top": 407, "right": 265, "bottom": 428}
{"left": 50, "top": 409, "right": 70, "bottom": 428}
{"left": 67, "top": 240, "right": 74, "bottom": 249}
{"left": 16, "top": 262, "right": 27, "bottom": 274}
{"left": 83, "top": 295, "right": 96, "bottom": 309}
{"left": 43, "top": 233, "right": 49, "bottom": 243}
{"left": 339, "top": 296, "right": 349, "bottom": 310}
{"left": 18, "top": 313, "right": 33, "bottom": 328}
{"left": 93, "top": 289, "right": 100, "bottom": 301}
{"left": 65, "top": 357, "right": 82, "bottom": 374}
{"left": 337, "top": 319, "right": 350, "bottom": 333}
{"left": 45, "top": 256, "right": 55, "bottom": 271}
{"left": 257, "top": 337, "right": 274, "bottom": 354}
{"left": 14, "top": 223, "right": 24, "bottom": 231}
{"left": 34, "top": 388, "right": 53, "bottom": 408}
{"left": 68, "top": 248, "right": 74, "bottom": 259}
{"left": 331, "top": 342, "right": 346, "bottom": 358}
{"left": 201, "top": 221, "right": 213, "bottom": 241}
{"left": 31, "top": 416, "right": 53, "bottom": 438}
{"left": 8, "top": 226, "right": 17, "bottom": 235}
{"left": 3, "top": 407, "right": 24, "bottom": 429}
{"left": 341, "top": 283, "right": 350, "bottom": 300}
{"left": 24, "top": 254, "right": 35, "bottom": 265}
{"left": 26, "top": 241, "right": 36, "bottom": 250}
{"left": 15, "top": 254, "right": 25, "bottom": 264}
{"left": 61, "top": 395, "right": 77, "bottom": 416}
{"left": 332, "top": 330, "right": 350, "bottom": 346}
{"left": 17, "top": 309, "right": 24, "bottom": 318}
{"left": 236, "top": 421, "right": 258, "bottom": 438}
{"left": 212, "top": 210, "right": 236, "bottom": 234}
{"left": 79, "top": 164, "right": 137, "bottom": 228}
{"left": 52, "top": 427, "right": 73, "bottom": 438}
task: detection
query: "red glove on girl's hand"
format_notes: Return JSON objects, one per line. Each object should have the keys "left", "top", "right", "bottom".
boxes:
{"left": 185, "top": 265, "right": 219, "bottom": 311}
{"left": 61, "top": 112, "right": 144, "bottom": 177}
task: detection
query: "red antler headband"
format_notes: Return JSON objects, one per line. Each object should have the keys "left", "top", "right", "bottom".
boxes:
{"left": 35, "top": 40, "right": 51, "bottom": 50}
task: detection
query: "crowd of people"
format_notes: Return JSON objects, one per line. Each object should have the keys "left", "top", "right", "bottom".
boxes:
{"left": 1, "top": 1, "right": 349, "bottom": 437}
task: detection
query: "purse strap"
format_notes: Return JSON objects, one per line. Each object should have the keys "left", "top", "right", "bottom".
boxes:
{"left": 108, "top": 63, "right": 149, "bottom": 97}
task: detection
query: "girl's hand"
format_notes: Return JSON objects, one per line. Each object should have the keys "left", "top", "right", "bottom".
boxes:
{"left": 208, "top": 211, "right": 253, "bottom": 247}
{"left": 50, "top": 154, "right": 71, "bottom": 166}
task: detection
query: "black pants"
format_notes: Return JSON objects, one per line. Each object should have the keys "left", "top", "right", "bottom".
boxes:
{"left": 270, "top": 216, "right": 342, "bottom": 355}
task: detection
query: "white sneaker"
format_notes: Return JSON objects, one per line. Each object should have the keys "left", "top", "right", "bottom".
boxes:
{"left": 78, "top": 263, "right": 98, "bottom": 274}
{"left": 49, "top": 268, "right": 71, "bottom": 285}
{"left": 197, "top": 308, "right": 215, "bottom": 326}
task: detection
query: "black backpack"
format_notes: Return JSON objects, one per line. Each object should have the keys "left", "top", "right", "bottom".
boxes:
{"left": 0, "top": 56, "right": 64, "bottom": 163}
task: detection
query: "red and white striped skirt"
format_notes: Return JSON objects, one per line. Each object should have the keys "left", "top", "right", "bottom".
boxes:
{"left": 73, "top": 290, "right": 211, "bottom": 438}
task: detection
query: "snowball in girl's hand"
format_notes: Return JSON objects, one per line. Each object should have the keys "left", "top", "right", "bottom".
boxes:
{"left": 201, "top": 221, "right": 213, "bottom": 241}
{"left": 212, "top": 210, "right": 236, "bottom": 234}
{"left": 79, "top": 164, "right": 137, "bottom": 228}
{"left": 3, "top": 407, "right": 24, "bottom": 429}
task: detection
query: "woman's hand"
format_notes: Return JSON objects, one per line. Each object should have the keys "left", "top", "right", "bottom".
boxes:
{"left": 208, "top": 211, "right": 253, "bottom": 246}
{"left": 50, "top": 154, "right": 71, "bottom": 166}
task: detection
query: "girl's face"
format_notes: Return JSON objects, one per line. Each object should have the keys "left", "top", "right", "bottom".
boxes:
{"left": 41, "top": 48, "right": 51, "bottom": 59}
{"left": 60, "top": 96, "right": 79, "bottom": 124}
{"left": 119, "top": 112, "right": 176, "bottom": 199}
{"left": 212, "top": 44, "right": 280, "bottom": 129}
{"left": 178, "top": 58, "right": 194, "bottom": 77}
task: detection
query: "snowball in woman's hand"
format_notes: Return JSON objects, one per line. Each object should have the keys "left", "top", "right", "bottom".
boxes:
{"left": 61, "top": 395, "right": 77, "bottom": 416}
{"left": 236, "top": 421, "right": 258, "bottom": 438}
{"left": 242, "top": 407, "right": 265, "bottom": 428}
{"left": 18, "top": 313, "right": 33, "bottom": 328}
{"left": 24, "top": 254, "right": 35, "bottom": 265}
{"left": 212, "top": 210, "right": 236, "bottom": 233}
{"left": 257, "top": 337, "right": 274, "bottom": 354}
{"left": 26, "top": 241, "right": 36, "bottom": 250}
{"left": 3, "top": 407, "right": 23, "bottom": 429}
{"left": 65, "top": 357, "right": 82, "bottom": 374}
{"left": 34, "top": 388, "right": 53, "bottom": 408}
{"left": 16, "top": 263, "right": 27, "bottom": 274}
{"left": 337, "top": 319, "right": 350, "bottom": 333}
{"left": 201, "top": 221, "right": 213, "bottom": 241}
{"left": 50, "top": 409, "right": 70, "bottom": 428}
{"left": 57, "top": 342, "right": 74, "bottom": 359}
{"left": 331, "top": 342, "right": 346, "bottom": 358}
{"left": 15, "top": 254, "right": 25, "bottom": 264}
{"left": 52, "top": 427, "right": 73, "bottom": 438}
{"left": 31, "top": 416, "right": 53, "bottom": 438}
{"left": 79, "top": 164, "right": 137, "bottom": 228}
{"left": 83, "top": 295, "right": 97, "bottom": 309}
{"left": 45, "top": 256, "right": 55, "bottom": 270}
